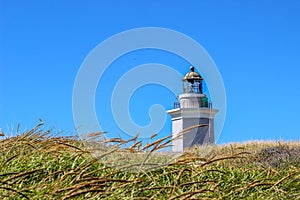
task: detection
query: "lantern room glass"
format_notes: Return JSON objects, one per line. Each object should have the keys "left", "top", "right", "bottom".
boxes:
{"left": 183, "top": 80, "right": 203, "bottom": 94}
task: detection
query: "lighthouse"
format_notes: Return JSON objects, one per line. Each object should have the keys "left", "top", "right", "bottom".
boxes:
{"left": 167, "top": 66, "right": 218, "bottom": 152}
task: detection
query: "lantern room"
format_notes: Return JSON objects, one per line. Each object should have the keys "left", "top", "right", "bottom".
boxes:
{"left": 182, "top": 66, "right": 203, "bottom": 94}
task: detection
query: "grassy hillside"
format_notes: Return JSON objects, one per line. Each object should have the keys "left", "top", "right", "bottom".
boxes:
{"left": 0, "top": 124, "right": 299, "bottom": 199}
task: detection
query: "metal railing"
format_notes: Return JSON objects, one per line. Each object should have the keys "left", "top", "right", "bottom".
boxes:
{"left": 173, "top": 101, "right": 212, "bottom": 109}
{"left": 174, "top": 102, "right": 180, "bottom": 109}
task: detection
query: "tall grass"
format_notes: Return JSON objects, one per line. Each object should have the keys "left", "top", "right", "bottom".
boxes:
{"left": 0, "top": 123, "right": 299, "bottom": 199}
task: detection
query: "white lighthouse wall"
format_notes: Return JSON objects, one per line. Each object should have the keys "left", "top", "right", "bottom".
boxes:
{"left": 208, "top": 119, "right": 215, "bottom": 144}
{"left": 171, "top": 119, "right": 183, "bottom": 152}
{"left": 182, "top": 118, "right": 213, "bottom": 148}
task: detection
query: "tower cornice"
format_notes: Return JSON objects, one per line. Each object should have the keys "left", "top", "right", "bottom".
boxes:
{"left": 167, "top": 108, "right": 218, "bottom": 120}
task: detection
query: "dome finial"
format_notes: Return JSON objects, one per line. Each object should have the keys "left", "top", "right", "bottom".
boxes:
{"left": 190, "top": 66, "right": 195, "bottom": 72}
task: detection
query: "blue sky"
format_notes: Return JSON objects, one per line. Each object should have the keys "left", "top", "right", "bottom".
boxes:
{"left": 1, "top": 0, "right": 300, "bottom": 143}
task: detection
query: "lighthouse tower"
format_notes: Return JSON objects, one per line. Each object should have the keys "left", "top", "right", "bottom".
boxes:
{"left": 167, "top": 66, "right": 218, "bottom": 152}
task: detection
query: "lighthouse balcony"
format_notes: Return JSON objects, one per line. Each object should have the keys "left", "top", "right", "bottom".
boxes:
{"left": 173, "top": 100, "right": 212, "bottom": 109}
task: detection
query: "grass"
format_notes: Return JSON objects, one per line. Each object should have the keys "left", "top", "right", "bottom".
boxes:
{"left": 0, "top": 122, "right": 299, "bottom": 199}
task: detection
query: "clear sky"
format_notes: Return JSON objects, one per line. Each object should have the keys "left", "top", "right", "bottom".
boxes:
{"left": 1, "top": 0, "right": 300, "bottom": 144}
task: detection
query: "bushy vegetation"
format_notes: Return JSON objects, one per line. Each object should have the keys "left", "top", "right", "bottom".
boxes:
{"left": 0, "top": 123, "right": 299, "bottom": 199}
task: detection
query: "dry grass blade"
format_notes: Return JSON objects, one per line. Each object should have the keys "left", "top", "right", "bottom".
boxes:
{"left": 0, "top": 186, "right": 29, "bottom": 199}
{"left": 3, "top": 169, "right": 44, "bottom": 183}
{"left": 170, "top": 189, "right": 213, "bottom": 200}
{"left": 150, "top": 133, "right": 158, "bottom": 140}
{"left": 3, "top": 154, "right": 19, "bottom": 165}
{"left": 271, "top": 172, "right": 295, "bottom": 188}
{"left": 128, "top": 141, "right": 142, "bottom": 152}
{"left": 57, "top": 141, "right": 85, "bottom": 152}
{"left": 191, "top": 169, "right": 225, "bottom": 178}
{"left": 87, "top": 132, "right": 106, "bottom": 138}
{"left": 176, "top": 168, "right": 191, "bottom": 182}
{"left": 0, "top": 172, "right": 19, "bottom": 177}
{"left": 62, "top": 188, "right": 106, "bottom": 200}
{"left": 200, "top": 152, "right": 250, "bottom": 167}
{"left": 104, "top": 138, "right": 126, "bottom": 143}
{"left": 139, "top": 186, "right": 176, "bottom": 191}
{"left": 168, "top": 124, "right": 209, "bottom": 148}
{"left": 141, "top": 135, "right": 172, "bottom": 151}
{"left": 176, "top": 124, "right": 209, "bottom": 137}
{"left": 179, "top": 180, "right": 216, "bottom": 187}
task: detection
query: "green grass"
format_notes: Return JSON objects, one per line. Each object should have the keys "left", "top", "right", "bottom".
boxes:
{"left": 0, "top": 123, "right": 299, "bottom": 199}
